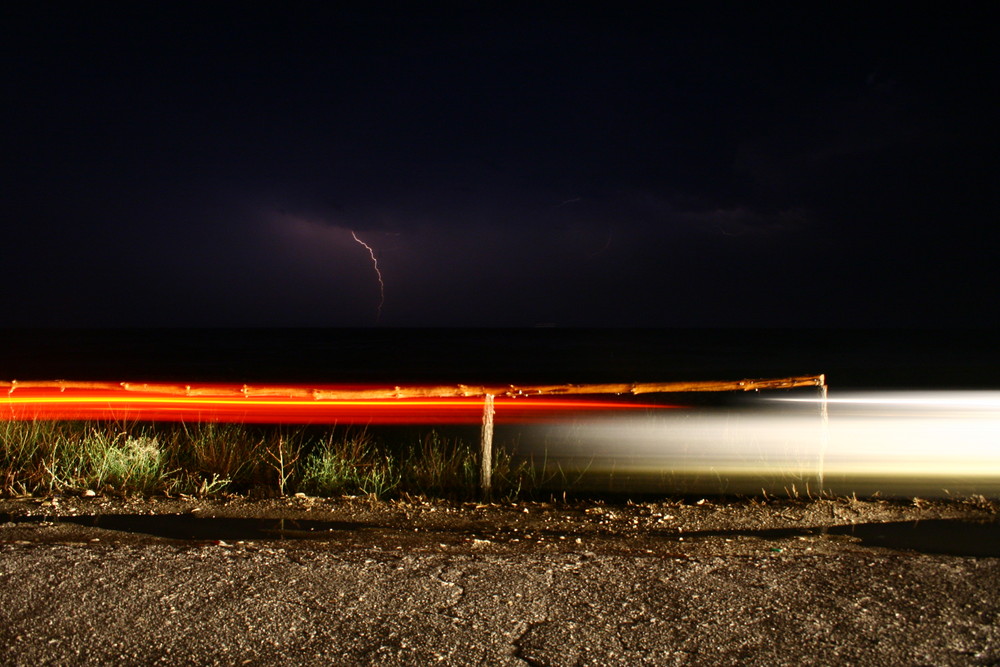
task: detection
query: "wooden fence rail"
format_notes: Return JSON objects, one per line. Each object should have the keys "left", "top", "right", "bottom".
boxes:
{"left": 3, "top": 375, "right": 825, "bottom": 399}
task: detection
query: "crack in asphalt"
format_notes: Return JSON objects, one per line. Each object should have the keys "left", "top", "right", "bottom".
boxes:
{"left": 509, "top": 562, "right": 563, "bottom": 665}
{"left": 431, "top": 561, "right": 467, "bottom": 623}
{"left": 511, "top": 619, "right": 551, "bottom": 666}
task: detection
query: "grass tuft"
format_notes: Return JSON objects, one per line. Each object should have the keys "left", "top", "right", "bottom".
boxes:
{"left": 83, "top": 432, "right": 168, "bottom": 494}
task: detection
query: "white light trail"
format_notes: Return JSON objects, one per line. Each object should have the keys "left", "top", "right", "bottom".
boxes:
{"left": 351, "top": 231, "right": 385, "bottom": 322}
{"left": 517, "top": 391, "right": 1000, "bottom": 497}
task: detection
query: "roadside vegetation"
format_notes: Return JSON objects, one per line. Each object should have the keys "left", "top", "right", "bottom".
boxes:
{"left": 0, "top": 420, "right": 548, "bottom": 500}
{"left": 6, "top": 420, "right": 994, "bottom": 502}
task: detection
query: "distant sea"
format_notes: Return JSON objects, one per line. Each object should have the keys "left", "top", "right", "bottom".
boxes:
{"left": 1, "top": 328, "right": 998, "bottom": 390}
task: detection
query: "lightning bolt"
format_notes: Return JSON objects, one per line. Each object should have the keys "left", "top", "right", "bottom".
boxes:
{"left": 351, "top": 230, "right": 385, "bottom": 322}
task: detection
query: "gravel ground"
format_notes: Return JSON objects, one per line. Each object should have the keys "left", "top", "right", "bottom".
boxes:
{"left": 1, "top": 494, "right": 998, "bottom": 666}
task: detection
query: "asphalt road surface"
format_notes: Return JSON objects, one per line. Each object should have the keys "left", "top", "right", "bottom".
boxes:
{"left": 2, "top": 496, "right": 999, "bottom": 666}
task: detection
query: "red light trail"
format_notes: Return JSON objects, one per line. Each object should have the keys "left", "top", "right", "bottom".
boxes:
{"left": 1, "top": 376, "right": 825, "bottom": 425}
{"left": 0, "top": 382, "right": 669, "bottom": 425}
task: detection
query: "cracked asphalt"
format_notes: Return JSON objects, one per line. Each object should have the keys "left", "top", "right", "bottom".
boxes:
{"left": 2, "top": 495, "right": 999, "bottom": 665}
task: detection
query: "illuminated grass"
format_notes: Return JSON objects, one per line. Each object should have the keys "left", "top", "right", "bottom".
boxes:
{"left": 0, "top": 421, "right": 534, "bottom": 499}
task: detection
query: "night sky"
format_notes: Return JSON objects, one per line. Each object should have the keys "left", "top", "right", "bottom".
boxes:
{"left": 3, "top": 3, "right": 997, "bottom": 328}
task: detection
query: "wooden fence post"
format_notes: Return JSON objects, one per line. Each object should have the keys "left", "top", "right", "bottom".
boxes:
{"left": 818, "top": 375, "right": 829, "bottom": 493}
{"left": 480, "top": 393, "right": 495, "bottom": 499}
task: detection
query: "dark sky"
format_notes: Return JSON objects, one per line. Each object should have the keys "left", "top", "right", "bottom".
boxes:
{"left": 3, "top": 2, "right": 996, "bottom": 327}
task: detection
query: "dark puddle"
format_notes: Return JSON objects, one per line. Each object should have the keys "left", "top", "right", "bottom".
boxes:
{"left": 2, "top": 514, "right": 998, "bottom": 556}
{"left": 1, "top": 514, "right": 366, "bottom": 542}
{"left": 677, "top": 519, "right": 1000, "bottom": 558}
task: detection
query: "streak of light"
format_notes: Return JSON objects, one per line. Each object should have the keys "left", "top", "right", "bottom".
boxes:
{"left": 0, "top": 385, "right": 669, "bottom": 424}
{"left": 351, "top": 230, "right": 385, "bottom": 322}
{"left": 773, "top": 392, "right": 1000, "bottom": 409}
{"left": 521, "top": 391, "right": 1000, "bottom": 496}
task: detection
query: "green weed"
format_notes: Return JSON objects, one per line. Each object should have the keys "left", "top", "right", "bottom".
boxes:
{"left": 300, "top": 432, "right": 367, "bottom": 496}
